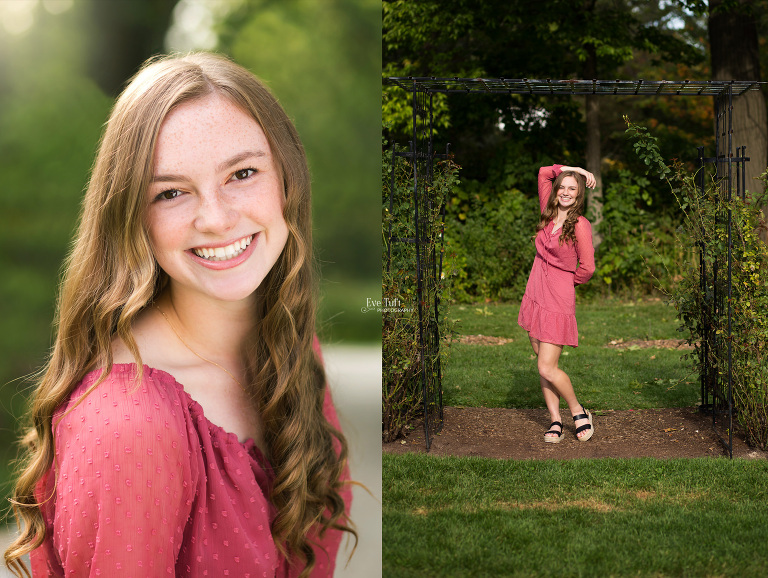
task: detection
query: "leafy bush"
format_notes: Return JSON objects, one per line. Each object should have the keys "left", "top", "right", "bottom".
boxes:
{"left": 627, "top": 118, "right": 768, "bottom": 450}
{"left": 442, "top": 139, "right": 687, "bottom": 303}
{"left": 442, "top": 141, "right": 545, "bottom": 302}
{"left": 382, "top": 142, "right": 458, "bottom": 441}
{"left": 447, "top": 187, "right": 540, "bottom": 302}
{"left": 589, "top": 168, "right": 688, "bottom": 298}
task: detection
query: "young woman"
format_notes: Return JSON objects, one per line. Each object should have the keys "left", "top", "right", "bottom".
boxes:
{"left": 518, "top": 164, "right": 596, "bottom": 443}
{"left": 5, "top": 52, "right": 354, "bottom": 577}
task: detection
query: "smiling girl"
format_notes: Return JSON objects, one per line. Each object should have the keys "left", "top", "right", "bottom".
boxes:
{"left": 5, "top": 53, "right": 354, "bottom": 577}
{"left": 517, "top": 165, "right": 597, "bottom": 444}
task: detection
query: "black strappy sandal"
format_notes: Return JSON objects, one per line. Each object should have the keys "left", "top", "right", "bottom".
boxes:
{"left": 572, "top": 406, "right": 594, "bottom": 441}
{"left": 544, "top": 421, "right": 564, "bottom": 443}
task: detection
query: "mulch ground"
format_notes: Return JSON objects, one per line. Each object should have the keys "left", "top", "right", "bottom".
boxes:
{"left": 383, "top": 406, "right": 768, "bottom": 460}
{"left": 383, "top": 337, "right": 767, "bottom": 461}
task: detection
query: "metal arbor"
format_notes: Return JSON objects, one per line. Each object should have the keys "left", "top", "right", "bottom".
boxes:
{"left": 387, "top": 77, "right": 764, "bottom": 455}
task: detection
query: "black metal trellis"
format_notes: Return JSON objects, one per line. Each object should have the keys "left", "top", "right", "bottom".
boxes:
{"left": 386, "top": 88, "right": 448, "bottom": 450}
{"left": 387, "top": 77, "right": 764, "bottom": 454}
{"left": 696, "top": 84, "right": 752, "bottom": 458}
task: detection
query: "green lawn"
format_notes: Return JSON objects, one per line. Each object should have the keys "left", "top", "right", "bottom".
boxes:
{"left": 384, "top": 453, "right": 768, "bottom": 578}
{"left": 383, "top": 299, "right": 767, "bottom": 577}
{"left": 443, "top": 299, "right": 697, "bottom": 410}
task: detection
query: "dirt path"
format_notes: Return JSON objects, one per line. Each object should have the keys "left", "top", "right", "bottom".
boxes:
{"left": 383, "top": 406, "right": 768, "bottom": 460}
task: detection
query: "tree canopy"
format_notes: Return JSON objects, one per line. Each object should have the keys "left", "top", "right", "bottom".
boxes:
{"left": 383, "top": 0, "right": 768, "bottom": 301}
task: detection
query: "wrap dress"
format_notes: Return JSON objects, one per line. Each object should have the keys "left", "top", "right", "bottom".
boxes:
{"left": 517, "top": 165, "right": 595, "bottom": 347}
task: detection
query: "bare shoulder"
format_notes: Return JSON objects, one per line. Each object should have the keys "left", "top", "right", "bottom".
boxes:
{"left": 111, "top": 307, "right": 170, "bottom": 368}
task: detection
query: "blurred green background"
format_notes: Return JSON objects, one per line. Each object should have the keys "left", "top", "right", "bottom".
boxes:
{"left": 0, "top": 0, "right": 380, "bottom": 501}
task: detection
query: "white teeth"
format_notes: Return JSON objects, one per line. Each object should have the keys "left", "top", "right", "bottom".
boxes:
{"left": 193, "top": 235, "right": 254, "bottom": 261}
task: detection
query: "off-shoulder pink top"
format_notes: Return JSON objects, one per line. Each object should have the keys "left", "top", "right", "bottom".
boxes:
{"left": 517, "top": 165, "right": 595, "bottom": 346}
{"left": 31, "top": 345, "right": 350, "bottom": 577}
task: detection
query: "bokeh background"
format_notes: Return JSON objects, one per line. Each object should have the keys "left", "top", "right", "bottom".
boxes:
{"left": 0, "top": 0, "right": 381, "bottom": 572}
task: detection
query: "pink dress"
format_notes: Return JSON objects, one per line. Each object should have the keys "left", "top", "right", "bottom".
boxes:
{"left": 31, "top": 340, "right": 351, "bottom": 577}
{"left": 517, "top": 165, "right": 595, "bottom": 347}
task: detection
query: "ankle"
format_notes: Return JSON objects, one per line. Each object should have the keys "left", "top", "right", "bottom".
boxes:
{"left": 569, "top": 404, "right": 585, "bottom": 417}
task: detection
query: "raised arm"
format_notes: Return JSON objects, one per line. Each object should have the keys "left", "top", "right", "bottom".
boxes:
{"left": 574, "top": 218, "right": 596, "bottom": 285}
{"left": 559, "top": 166, "right": 597, "bottom": 188}
{"left": 537, "top": 165, "right": 563, "bottom": 213}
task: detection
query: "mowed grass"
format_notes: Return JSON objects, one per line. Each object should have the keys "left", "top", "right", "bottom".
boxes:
{"left": 383, "top": 453, "right": 768, "bottom": 578}
{"left": 383, "top": 299, "right": 762, "bottom": 577}
{"left": 443, "top": 299, "right": 697, "bottom": 410}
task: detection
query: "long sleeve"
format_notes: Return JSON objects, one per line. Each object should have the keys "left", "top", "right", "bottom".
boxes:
{"left": 574, "top": 217, "right": 596, "bottom": 285}
{"left": 43, "top": 369, "right": 196, "bottom": 576}
{"left": 537, "top": 165, "right": 563, "bottom": 214}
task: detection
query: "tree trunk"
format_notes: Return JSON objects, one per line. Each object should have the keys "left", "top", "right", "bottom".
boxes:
{"left": 87, "top": 0, "right": 179, "bottom": 97}
{"left": 584, "top": 44, "right": 603, "bottom": 248}
{"left": 710, "top": 0, "right": 768, "bottom": 241}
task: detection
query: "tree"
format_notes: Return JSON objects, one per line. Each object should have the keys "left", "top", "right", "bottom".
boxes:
{"left": 709, "top": 0, "right": 768, "bottom": 241}
{"left": 218, "top": 0, "right": 381, "bottom": 283}
{"left": 383, "top": 0, "right": 703, "bottom": 247}
{"left": 87, "top": 0, "right": 179, "bottom": 96}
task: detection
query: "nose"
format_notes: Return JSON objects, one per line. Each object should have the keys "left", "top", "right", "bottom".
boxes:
{"left": 193, "top": 188, "right": 238, "bottom": 233}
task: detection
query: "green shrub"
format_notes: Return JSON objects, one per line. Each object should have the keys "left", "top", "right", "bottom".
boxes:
{"left": 382, "top": 142, "right": 458, "bottom": 441}
{"left": 627, "top": 118, "right": 768, "bottom": 450}
{"left": 589, "top": 168, "right": 688, "bottom": 298}
{"left": 447, "top": 187, "right": 539, "bottom": 302}
{"left": 443, "top": 150, "right": 686, "bottom": 303}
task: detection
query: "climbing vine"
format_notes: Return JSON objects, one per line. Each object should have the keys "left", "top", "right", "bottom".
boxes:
{"left": 382, "top": 141, "right": 458, "bottom": 441}
{"left": 627, "top": 117, "right": 768, "bottom": 450}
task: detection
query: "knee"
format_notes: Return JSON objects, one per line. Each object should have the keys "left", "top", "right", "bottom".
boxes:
{"left": 537, "top": 359, "right": 557, "bottom": 382}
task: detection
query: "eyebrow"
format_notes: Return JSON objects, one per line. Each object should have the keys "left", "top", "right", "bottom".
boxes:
{"left": 151, "top": 150, "right": 268, "bottom": 183}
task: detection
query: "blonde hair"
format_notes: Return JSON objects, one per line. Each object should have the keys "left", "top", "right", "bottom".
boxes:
{"left": 5, "top": 52, "right": 354, "bottom": 577}
{"left": 537, "top": 170, "right": 587, "bottom": 246}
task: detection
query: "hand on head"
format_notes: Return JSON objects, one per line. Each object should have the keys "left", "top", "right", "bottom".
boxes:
{"left": 561, "top": 166, "right": 596, "bottom": 189}
{"left": 582, "top": 171, "right": 596, "bottom": 189}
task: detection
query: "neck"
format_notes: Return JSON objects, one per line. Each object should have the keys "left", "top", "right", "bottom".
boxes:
{"left": 556, "top": 207, "right": 570, "bottom": 222}
{"left": 157, "top": 285, "right": 257, "bottom": 365}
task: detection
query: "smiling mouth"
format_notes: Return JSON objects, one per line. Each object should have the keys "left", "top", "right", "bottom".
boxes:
{"left": 192, "top": 234, "right": 254, "bottom": 261}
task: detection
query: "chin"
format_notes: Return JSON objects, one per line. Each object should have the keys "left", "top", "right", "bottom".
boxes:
{"left": 201, "top": 279, "right": 266, "bottom": 303}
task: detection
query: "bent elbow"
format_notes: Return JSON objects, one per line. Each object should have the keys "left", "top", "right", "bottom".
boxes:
{"left": 575, "top": 265, "right": 595, "bottom": 285}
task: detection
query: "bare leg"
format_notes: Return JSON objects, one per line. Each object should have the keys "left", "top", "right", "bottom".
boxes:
{"left": 536, "top": 341, "right": 591, "bottom": 439}
{"left": 529, "top": 336, "right": 562, "bottom": 439}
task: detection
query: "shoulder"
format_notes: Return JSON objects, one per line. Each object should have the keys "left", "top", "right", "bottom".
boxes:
{"left": 110, "top": 306, "right": 175, "bottom": 368}
{"left": 55, "top": 364, "right": 191, "bottom": 454}
{"left": 576, "top": 215, "right": 592, "bottom": 229}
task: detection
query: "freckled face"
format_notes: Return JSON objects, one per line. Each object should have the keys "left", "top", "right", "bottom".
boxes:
{"left": 146, "top": 95, "right": 289, "bottom": 304}
{"left": 556, "top": 176, "right": 579, "bottom": 209}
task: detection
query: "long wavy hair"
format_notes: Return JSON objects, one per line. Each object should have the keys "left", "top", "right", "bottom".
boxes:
{"left": 536, "top": 170, "right": 587, "bottom": 246}
{"left": 5, "top": 52, "right": 354, "bottom": 577}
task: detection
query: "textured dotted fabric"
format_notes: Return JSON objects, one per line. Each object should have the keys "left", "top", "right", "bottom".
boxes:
{"left": 32, "top": 345, "right": 350, "bottom": 577}
{"left": 518, "top": 165, "right": 596, "bottom": 347}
